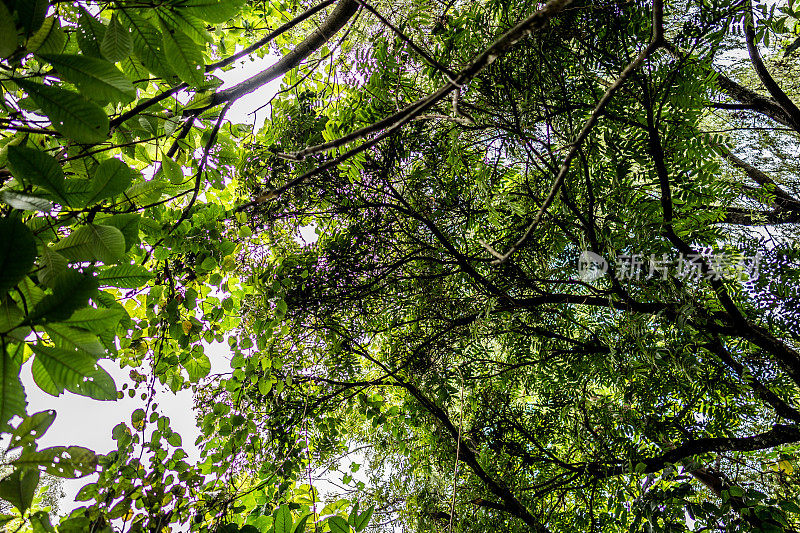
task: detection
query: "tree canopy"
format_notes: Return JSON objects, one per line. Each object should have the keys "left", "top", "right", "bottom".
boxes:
{"left": 2, "top": 0, "right": 800, "bottom": 531}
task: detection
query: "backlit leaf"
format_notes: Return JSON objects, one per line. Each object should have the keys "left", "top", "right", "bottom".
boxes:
{"left": 38, "top": 54, "right": 136, "bottom": 104}
{"left": 0, "top": 217, "right": 37, "bottom": 296}
{"left": 15, "top": 79, "right": 109, "bottom": 144}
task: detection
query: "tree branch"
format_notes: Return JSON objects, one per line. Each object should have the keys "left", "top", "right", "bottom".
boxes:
{"left": 480, "top": 0, "right": 665, "bottom": 265}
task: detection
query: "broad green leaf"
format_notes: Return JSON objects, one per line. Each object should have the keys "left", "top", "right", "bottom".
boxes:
{"left": 86, "top": 158, "right": 135, "bottom": 204}
{"left": 123, "top": 180, "right": 165, "bottom": 206}
{"left": 179, "top": 0, "right": 247, "bottom": 23}
{"left": 26, "top": 270, "right": 98, "bottom": 324}
{"left": 28, "top": 18, "right": 66, "bottom": 54}
{"left": 0, "top": 217, "right": 36, "bottom": 296}
{"left": 161, "top": 155, "right": 184, "bottom": 184}
{"left": 6, "top": 145, "right": 67, "bottom": 204}
{"left": 16, "top": 277, "right": 45, "bottom": 309}
{"left": 29, "top": 511, "right": 54, "bottom": 532}
{"left": 98, "top": 264, "right": 153, "bottom": 288}
{"left": 61, "top": 307, "right": 123, "bottom": 333}
{"left": 160, "top": 24, "right": 204, "bottom": 86}
{"left": 38, "top": 54, "right": 136, "bottom": 104}
{"left": 31, "top": 345, "right": 98, "bottom": 396}
{"left": 69, "top": 364, "right": 116, "bottom": 401}
{"left": 0, "top": 469, "right": 39, "bottom": 514}
{"left": 119, "top": 10, "right": 172, "bottom": 79}
{"left": 328, "top": 516, "right": 351, "bottom": 533}
{"left": 52, "top": 224, "right": 126, "bottom": 264}
{"left": 0, "top": 301, "right": 25, "bottom": 338}
{"left": 98, "top": 213, "right": 141, "bottom": 251}
{"left": 157, "top": 8, "right": 213, "bottom": 44}
{"left": 0, "top": 348, "right": 26, "bottom": 431}
{"left": 14, "top": 446, "right": 98, "bottom": 478}
{"left": 293, "top": 514, "right": 311, "bottom": 533}
{"left": 8, "top": 410, "right": 57, "bottom": 450}
{"left": 120, "top": 55, "right": 149, "bottom": 84}
{"left": 16, "top": 0, "right": 47, "bottom": 34}
{"left": 15, "top": 79, "right": 109, "bottom": 144}
{"left": 275, "top": 505, "right": 293, "bottom": 533}
{"left": 76, "top": 10, "right": 106, "bottom": 57}
{"left": 0, "top": 190, "right": 53, "bottom": 212}
{"left": 38, "top": 248, "right": 68, "bottom": 288}
{"left": 101, "top": 13, "right": 132, "bottom": 63}
{"left": 353, "top": 505, "right": 373, "bottom": 532}
{"left": 43, "top": 324, "right": 104, "bottom": 357}
{"left": 182, "top": 354, "right": 211, "bottom": 381}
{"left": 0, "top": 1, "right": 17, "bottom": 58}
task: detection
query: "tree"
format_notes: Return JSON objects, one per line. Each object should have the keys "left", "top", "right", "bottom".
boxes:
{"left": 1, "top": 0, "right": 800, "bottom": 531}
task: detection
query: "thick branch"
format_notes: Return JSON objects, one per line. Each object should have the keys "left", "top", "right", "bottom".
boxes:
{"left": 718, "top": 147, "right": 800, "bottom": 212}
{"left": 585, "top": 424, "right": 800, "bottom": 478}
{"left": 715, "top": 73, "right": 795, "bottom": 128}
{"left": 209, "top": 0, "right": 359, "bottom": 106}
{"left": 744, "top": 3, "right": 800, "bottom": 130}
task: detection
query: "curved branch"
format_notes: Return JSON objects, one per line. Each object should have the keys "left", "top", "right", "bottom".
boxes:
{"left": 744, "top": 2, "right": 800, "bottom": 130}
{"left": 209, "top": 0, "right": 360, "bottom": 106}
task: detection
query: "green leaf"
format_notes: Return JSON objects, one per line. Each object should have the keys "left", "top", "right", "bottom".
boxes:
{"left": 353, "top": 505, "right": 373, "bottom": 532}
{"left": 123, "top": 180, "right": 165, "bottom": 206}
{"left": 182, "top": 354, "right": 211, "bottom": 381}
{"left": 6, "top": 145, "right": 67, "bottom": 204}
{"left": 0, "top": 1, "right": 17, "bottom": 58}
{"left": 8, "top": 410, "right": 57, "bottom": 450}
{"left": 28, "top": 18, "right": 66, "bottom": 54}
{"left": 0, "top": 468, "right": 39, "bottom": 514}
{"left": 98, "top": 264, "right": 153, "bottom": 288}
{"left": 98, "top": 213, "right": 141, "bottom": 251}
{"left": 293, "top": 514, "right": 311, "bottom": 533}
{"left": 14, "top": 446, "right": 98, "bottom": 478}
{"left": 30, "top": 510, "right": 55, "bottom": 533}
{"left": 178, "top": 0, "right": 247, "bottom": 23}
{"left": 26, "top": 270, "right": 98, "bottom": 324}
{"left": 85, "top": 158, "right": 135, "bottom": 205}
{"left": 275, "top": 505, "right": 293, "bottom": 533}
{"left": 16, "top": 0, "right": 48, "bottom": 34}
{"left": 69, "top": 364, "right": 116, "bottom": 400}
{"left": 52, "top": 224, "right": 126, "bottom": 264}
{"left": 161, "top": 155, "right": 184, "bottom": 184}
{"left": 15, "top": 79, "right": 109, "bottom": 144}
{"left": 43, "top": 324, "right": 104, "bottom": 357}
{"left": 160, "top": 24, "right": 204, "bottom": 87}
{"left": 119, "top": 10, "right": 172, "bottom": 79}
{"left": 101, "top": 13, "right": 132, "bottom": 63}
{"left": 76, "top": 10, "right": 106, "bottom": 57}
{"left": 30, "top": 345, "right": 99, "bottom": 396}
{"left": 38, "top": 248, "right": 68, "bottom": 288}
{"left": 157, "top": 8, "right": 213, "bottom": 44}
{"left": 60, "top": 307, "right": 122, "bottom": 333}
{"left": 0, "top": 301, "right": 25, "bottom": 339}
{"left": 38, "top": 54, "right": 135, "bottom": 104}
{"left": 328, "top": 516, "right": 351, "bottom": 533}
{"left": 0, "top": 190, "right": 53, "bottom": 212}
{"left": 0, "top": 348, "right": 26, "bottom": 431}
{"left": 0, "top": 217, "right": 37, "bottom": 296}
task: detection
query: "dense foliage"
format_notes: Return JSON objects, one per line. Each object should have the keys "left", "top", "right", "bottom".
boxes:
{"left": 1, "top": 0, "right": 800, "bottom": 531}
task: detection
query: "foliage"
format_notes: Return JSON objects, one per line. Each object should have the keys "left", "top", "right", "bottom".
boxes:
{"left": 1, "top": 0, "right": 800, "bottom": 531}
